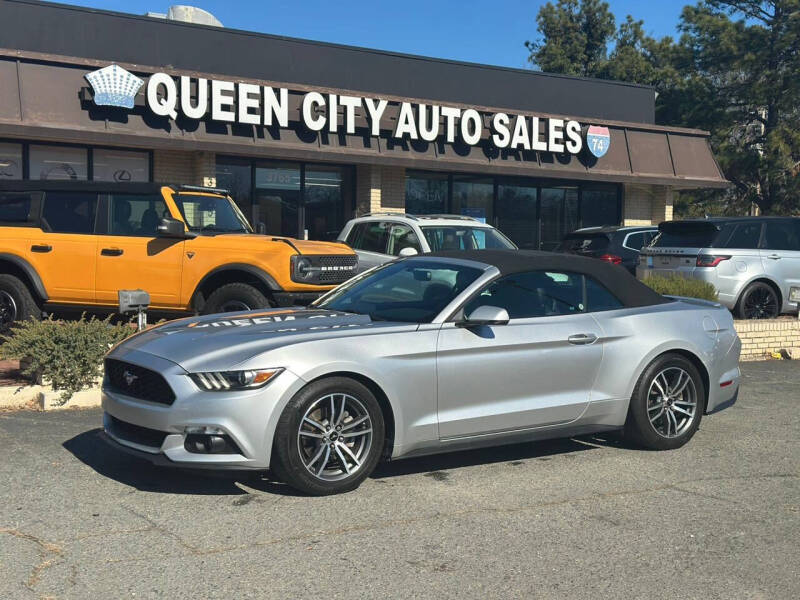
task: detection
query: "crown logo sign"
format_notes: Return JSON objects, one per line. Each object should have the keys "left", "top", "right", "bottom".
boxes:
{"left": 85, "top": 64, "right": 144, "bottom": 109}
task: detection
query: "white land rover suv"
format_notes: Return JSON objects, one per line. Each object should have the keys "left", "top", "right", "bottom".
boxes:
{"left": 338, "top": 213, "right": 517, "bottom": 273}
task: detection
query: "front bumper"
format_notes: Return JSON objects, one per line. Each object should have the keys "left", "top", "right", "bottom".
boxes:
{"left": 101, "top": 349, "right": 304, "bottom": 470}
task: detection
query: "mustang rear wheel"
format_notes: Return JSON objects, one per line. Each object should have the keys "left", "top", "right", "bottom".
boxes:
{"left": 625, "top": 353, "right": 705, "bottom": 450}
{"left": 271, "top": 377, "right": 385, "bottom": 495}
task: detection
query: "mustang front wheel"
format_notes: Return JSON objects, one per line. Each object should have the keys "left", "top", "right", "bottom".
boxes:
{"left": 271, "top": 377, "right": 385, "bottom": 495}
{"left": 625, "top": 353, "right": 705, "bottom": 450}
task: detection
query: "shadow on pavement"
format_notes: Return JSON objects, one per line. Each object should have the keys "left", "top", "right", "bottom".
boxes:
{"left": 63, "top": 429, "right": 253, "bottom": 495}
{"left": 64, "top": 428, "right": 625, "bottom": 496}
{"left": 371, "top": 435, "right": 608, "bottom": 479}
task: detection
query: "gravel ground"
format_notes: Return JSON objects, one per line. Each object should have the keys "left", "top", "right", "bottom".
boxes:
{"left": 0, "top": 360, "right": 797, "bottom": 599}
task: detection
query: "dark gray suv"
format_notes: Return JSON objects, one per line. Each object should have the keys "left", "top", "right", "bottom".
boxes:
{"left": 637, "top": 217, "right": 800, "bottom": 319}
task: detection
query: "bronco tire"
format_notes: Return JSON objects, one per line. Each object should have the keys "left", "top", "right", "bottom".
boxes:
{"left": 624, "top": 353, "right": 705, "bottom": 450}
{"left": 201, "top": 282, "right": 271, "bottom": 314}
{"left": 271, "top": 377, "right": 385, "bottom": 496}
{"left": 0, "top": 274, "right": 40, "bottom": 331}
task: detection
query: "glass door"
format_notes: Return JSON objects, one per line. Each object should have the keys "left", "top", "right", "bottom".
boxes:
{"left": 452, "top": 176, "right": 493, "bottom": 223}
{"left": 496, "top": 183, "right": 539, "bottom": 249}
{"left": 304, "top": 165, "right": 349, "bottom": 241}
{"left": 254, "top": 162, "right": 301, "bottom": 237}
{"left": 539, "top": 186, "right": 578, "bottom": 251}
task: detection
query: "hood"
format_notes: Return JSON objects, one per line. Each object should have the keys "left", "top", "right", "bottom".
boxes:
{"left": 203, "top": 234, "right": 354, "bottom": 256}
{"left": 110, "top": 308, "right": 409, "bottom": 372}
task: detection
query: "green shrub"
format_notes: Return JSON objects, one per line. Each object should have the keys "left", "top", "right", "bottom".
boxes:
{"left": 643, "top": 274, "right": 719, "bottom": 302}
{"left": 0, "top": 315, "right": 134, "bottom": 405}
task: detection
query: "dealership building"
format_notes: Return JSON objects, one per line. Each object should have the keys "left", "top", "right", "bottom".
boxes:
{"left": 0, "top": 0, "right": 727, "bottom": 248}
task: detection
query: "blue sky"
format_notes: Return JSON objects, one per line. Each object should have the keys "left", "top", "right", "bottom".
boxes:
{"left": 65, "top": 0, "right": 689, "bottom": 69}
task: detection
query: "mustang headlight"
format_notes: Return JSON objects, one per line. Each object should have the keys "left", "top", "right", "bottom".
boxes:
{"left": 189, "top": 368, "right": 282, "bottom": 391}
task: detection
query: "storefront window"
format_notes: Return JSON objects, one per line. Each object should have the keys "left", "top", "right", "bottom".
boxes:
{"left": 540, "top": 187, "right": 578, "bottom": 251}
{"left": 452, "top": 176, "right": 493, "bottom": 223}
{"left": 581, "top": 186, "right": 620, "bottom": 228}
{"left": 255, "top": 162, "right": 301, "bottom": 237}
{"left": 496, "top": 183, "right": 539, "bottom": 249}
{"left": 0, "top": 143, "right": 23, "bottom": 180}
{"left": 29, "top": 145, "right": 88, "bottom": 180}
{"left": 93, "top": 149, "right": 149, "bottom": 183}
{"left": 305, "top": 165, "right": 349, "bottom": 241}
{"left": 405, "top": 171, "right": 448, "bottom": 215}
{"left": 216, "top": 157, "right": 253, "bottom": 224}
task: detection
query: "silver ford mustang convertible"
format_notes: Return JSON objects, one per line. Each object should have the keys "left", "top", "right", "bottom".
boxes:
{"left": 102, "top": 250, "right": 741, "bottom": 495}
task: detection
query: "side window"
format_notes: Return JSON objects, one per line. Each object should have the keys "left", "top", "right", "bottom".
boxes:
{"left": 41, "top": 192, "right": 98, "bottom": 234}
{"left": 350, "top": 221, "right": 390, "bottom": 254}
{"left": 0, "top": 192, "right": 35, "bottom": 225}
{"left": 108, "top": 194, "right": 169, "bottom": 237}
{"left": 465, "top": 271, "right": 584, "bottom": 319}
{"left": 761, "top": 221, "right": 800, "bottom": 251}
{"left": 585, "top": 277, "right": 623, "bottom": 312}
{"left": 387, "top": 224, "right": 421, "bottom": 256}
{"left": 624, "top": 232, "right": 646, "bottom": 250}
{"left": 722, "top": 222, "right": 762, "bottom": 249}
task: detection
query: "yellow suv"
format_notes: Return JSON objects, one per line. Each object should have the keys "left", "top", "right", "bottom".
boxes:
{"left": 0, "top": 182, "right": 357, "bottom": 328}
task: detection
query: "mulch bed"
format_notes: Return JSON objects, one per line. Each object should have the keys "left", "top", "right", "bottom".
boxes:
{"left": 0, "top": 360, "right": 28, "bottom": 386}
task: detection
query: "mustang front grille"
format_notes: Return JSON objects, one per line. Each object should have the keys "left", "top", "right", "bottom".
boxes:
{"left": 104, "top": 358, "right": 176, "bottom": 405}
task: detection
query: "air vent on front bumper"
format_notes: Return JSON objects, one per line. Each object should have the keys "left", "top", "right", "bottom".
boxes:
{"left": 291, "top": 254, "right": 358, "bottom": 285}
{"left": 104, "top": 358, "right": 176, "bottom": 405}
{"left": 105, "top": 414, "right": 168, "bottom": 450}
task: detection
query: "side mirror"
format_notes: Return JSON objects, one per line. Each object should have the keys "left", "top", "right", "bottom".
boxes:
{"left": 157, "top": 217, "right": 189, "bottom": 239}
{"left": 456, "top": 305, "right": 510, "bottom": 328}
{"left": 398, "top": 247, "right": 419, "bottom": 257}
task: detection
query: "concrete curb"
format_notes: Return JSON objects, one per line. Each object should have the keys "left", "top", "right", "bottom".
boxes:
{"left": 0, "top": 382, "right": 101, "bottom": 411}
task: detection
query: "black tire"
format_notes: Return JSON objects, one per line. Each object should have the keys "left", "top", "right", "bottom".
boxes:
{"left": 201, "top": 282, "right": 271, "bottom": 315}
{"left": 736, "top": 281, "right": 780, "bottom": 319}
{"left": 0, "top": 274, "right": 40, "bottom": 332}
{"left": 624, "top": 353, "right": 705, "bottom": 450}
{"left": 271, "top": 377, "right": 385, "bottom": 496}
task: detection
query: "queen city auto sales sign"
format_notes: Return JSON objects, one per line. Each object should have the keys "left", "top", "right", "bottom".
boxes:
{"left": 87, "top": 65, "right": 608, "bottom": 156}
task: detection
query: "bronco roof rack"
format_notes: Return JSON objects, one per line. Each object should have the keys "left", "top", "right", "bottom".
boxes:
{"left": 175, "top": 184, "right": 231, "bottom": 196}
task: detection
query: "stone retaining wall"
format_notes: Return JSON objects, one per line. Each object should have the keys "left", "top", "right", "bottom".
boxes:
{"left": 735, "top": 319, "right": 800, "bottom": 361}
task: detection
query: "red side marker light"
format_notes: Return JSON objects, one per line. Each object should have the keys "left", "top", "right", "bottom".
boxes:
{"left": 720, "top": 380, "right": 733, "bottom": 388}
{"left": 599, "top": 254, "right": 623, "bottom": 265}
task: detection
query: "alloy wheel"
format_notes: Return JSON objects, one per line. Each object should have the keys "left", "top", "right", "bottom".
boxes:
{"left": 0, "top": 291, "right": 17, "bottom": 327}
{"left": 296, "top": 393, "right": 373, "bottom": 482}
{"left": 743, "top": 287, "right": 779, "bottom": 319}
{"left": 219, "top": 300, "right": 251, "bottom": 312}
{"left": 647, "top": 367, "right": 697, "bottom": 438}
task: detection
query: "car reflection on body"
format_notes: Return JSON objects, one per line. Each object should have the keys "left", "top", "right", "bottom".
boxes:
{"left": 101, "top": 250, "right": 741, "bottom": 495}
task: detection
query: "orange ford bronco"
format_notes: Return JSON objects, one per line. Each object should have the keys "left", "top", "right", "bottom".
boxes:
{"left": 0, "top": 182, "right": 357, "bottom": 328}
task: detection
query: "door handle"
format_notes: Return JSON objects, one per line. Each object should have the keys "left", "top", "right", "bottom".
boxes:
{"left": 568, "top": 333, "right": 598, "bottom": 345}
{"left": 31, "top": 244, "right": 52, "bottom": 253}
{"left": 767, "top": 254, "right": 781, "bottom": 260}
{"left": 101, "top": 248, "right": 124, "bottom": 257}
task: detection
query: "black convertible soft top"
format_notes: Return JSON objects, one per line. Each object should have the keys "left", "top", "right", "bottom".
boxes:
{"left": 425, "top": 249, "right": 671, "bottom": 308}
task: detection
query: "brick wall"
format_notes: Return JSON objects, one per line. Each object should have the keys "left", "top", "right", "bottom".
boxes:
{"left": 354, "top": 165, "right": 407, "bottom": 214}
{"left": 623, "top": 184, "right": 672, "bottom": 226}
{"left": 735, "top": 319, "right": 800, "bottom": 360}
{"left": 153, "top": 150, "right": 216, "bottom": 186}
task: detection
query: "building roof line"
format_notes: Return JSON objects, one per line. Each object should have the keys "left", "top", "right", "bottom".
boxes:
{"left": 4, "top": 0, "right": 655, "bottom": 92}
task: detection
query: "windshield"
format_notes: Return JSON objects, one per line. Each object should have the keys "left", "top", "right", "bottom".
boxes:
{"left": 314, "top": 259, "right": 485, "bottom": 323}
{"left": 421, "top": 226, "right": 516, "bottom": 251}
{"left": 650, "top": 222, "right": 720, "bottom": 248}
{"left": 555, "top": 234, "right": 610, "bottom": 254}
{"left": 172, "top": 193, "right": 252, "bottom": 234}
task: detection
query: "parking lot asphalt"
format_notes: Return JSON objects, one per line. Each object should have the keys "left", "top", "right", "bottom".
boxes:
{"left": 1, "top": 360, "right": 798, "bottom": 600}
